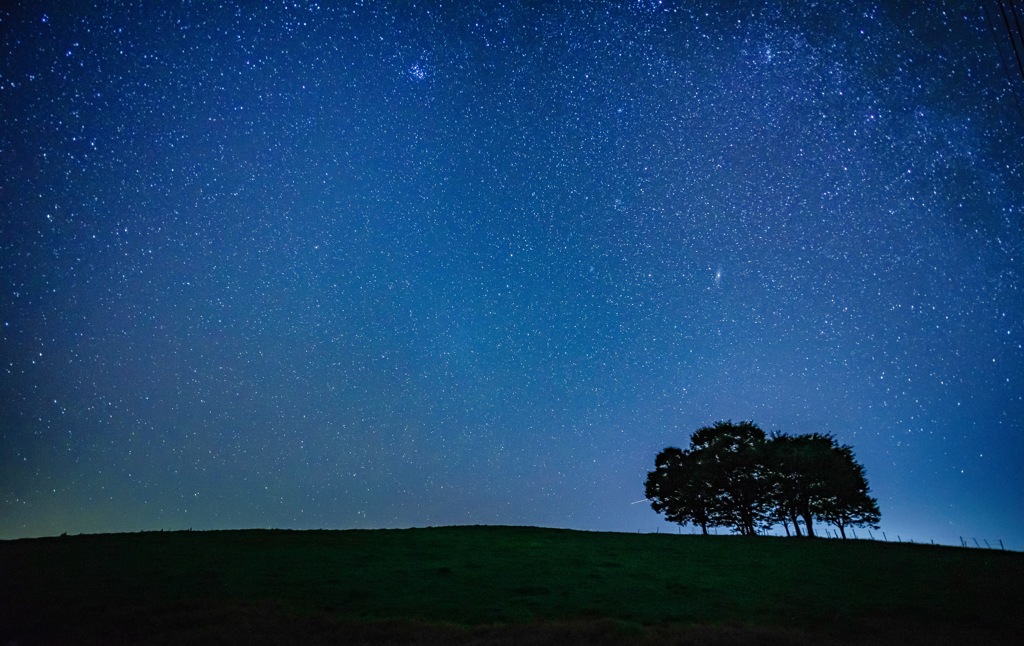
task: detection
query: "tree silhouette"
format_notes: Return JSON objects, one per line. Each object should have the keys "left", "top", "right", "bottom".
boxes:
{"left": 646, "top": 421, "right": 771, "bottom": 536}
{"left": 816, "top": 444, "right": 881, "bottom": 538}
{"left": 762, "top": 432, "right": 838, "bottom": 538}
{"left": 647, "top": 422, "right": 880, "bottom": 538}
{"left": 692, "top": 421, "right": 770, "bottom": 536}
{"left": 644, "top": 447, "right": 715, "bottom": 534}
{"left": 762, "top": 433, "right": 809, "bottom": 537}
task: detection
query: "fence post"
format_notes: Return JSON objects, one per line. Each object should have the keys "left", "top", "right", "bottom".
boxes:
{"left": 973, "top": 538, "right": 980, "bottom": 547}
{"left": 852, "top": 528, "right": 858, "bottom": 539}
{"left": 868, "top": 530, "right": 874, "bottom": 540}
{"left": 984, "top": 539, "right": 990, "bottom": 549}
{"left": 882, "top": 532, "right": 887, "bottom": 542}
{"left": 999, "top": 539, "right": 1004, "bottom": 550}
{"left": 960, "top": 536, "right": 966, "bottom": 547}
{"left": 897, "top": 535, "right": 901, "bottom": 542}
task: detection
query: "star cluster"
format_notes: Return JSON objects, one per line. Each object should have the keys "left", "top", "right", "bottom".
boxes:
{"left": 2, "top": 1, "right": 1022, "bottom": 547}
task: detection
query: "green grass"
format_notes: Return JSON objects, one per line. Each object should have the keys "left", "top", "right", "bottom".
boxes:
{"left": 2, "top": 525, "right": 1021, "bottom": 644}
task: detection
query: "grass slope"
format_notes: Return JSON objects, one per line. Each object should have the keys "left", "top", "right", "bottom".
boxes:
{"left": 2, "top": 525, "right": 1021, "bottom": 644}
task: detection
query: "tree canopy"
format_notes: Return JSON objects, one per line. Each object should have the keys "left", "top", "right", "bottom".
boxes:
{"left": 645, "top": 421, "right": 880, "bottom": 538}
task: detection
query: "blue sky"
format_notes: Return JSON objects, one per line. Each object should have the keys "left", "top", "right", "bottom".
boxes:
{"left": 2, "top": 0, "right": 1022, "bottom": 549}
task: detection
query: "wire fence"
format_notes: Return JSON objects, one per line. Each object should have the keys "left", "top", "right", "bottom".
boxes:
{"left": 638, "top": 525, "right": 1009, "bottom": 550}
{"left": 817, "top": 528, "right": 1006, "bottom": 550}
{"left": 958, "top": 536, "right": 1007, "bottom": 550}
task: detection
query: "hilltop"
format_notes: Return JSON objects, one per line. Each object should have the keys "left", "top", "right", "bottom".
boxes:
{"left": 2, "top": 525, "right": 1021, "bottom": 644}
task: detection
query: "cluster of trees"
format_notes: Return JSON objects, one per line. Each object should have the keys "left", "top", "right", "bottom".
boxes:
{"left": 644, "top": 421, "right": 880, "bottom": 538}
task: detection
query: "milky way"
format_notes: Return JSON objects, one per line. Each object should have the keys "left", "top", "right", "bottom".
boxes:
{"left": 2, "top": 1, "right": 1022, "bottom": 547}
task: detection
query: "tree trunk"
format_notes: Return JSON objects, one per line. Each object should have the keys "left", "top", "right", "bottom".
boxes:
{"left": 839, "top": 525, "right": 847, "bottom": 539}
{"left": 782, "top": 520, "right": 790, "bottom": 537}
{"left": 801, "top": 510, "right": 815, "bottom": 538}
{"left": 701, "top": 523, "right": 708, "bottom": 536}
{"left": 791, "top": 514, "right": 802, "bottom": 537}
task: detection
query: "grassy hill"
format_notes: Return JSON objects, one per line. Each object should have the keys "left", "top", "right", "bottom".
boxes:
{"left": 2, "top": 525, "right": 1021, "bottom": 644}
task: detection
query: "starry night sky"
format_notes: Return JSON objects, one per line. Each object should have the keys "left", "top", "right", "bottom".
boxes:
{"left": 2, "top": 1, "right": 1022, "bottom": 547}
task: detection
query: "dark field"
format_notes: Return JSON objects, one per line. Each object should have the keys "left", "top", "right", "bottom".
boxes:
{"left": 2, "top": 525, "right": 1021, "bottom": 644}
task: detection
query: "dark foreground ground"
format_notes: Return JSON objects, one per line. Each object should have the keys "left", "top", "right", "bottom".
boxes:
{"left": 1, "top": 525, "right": 1021, "bottom": 644}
